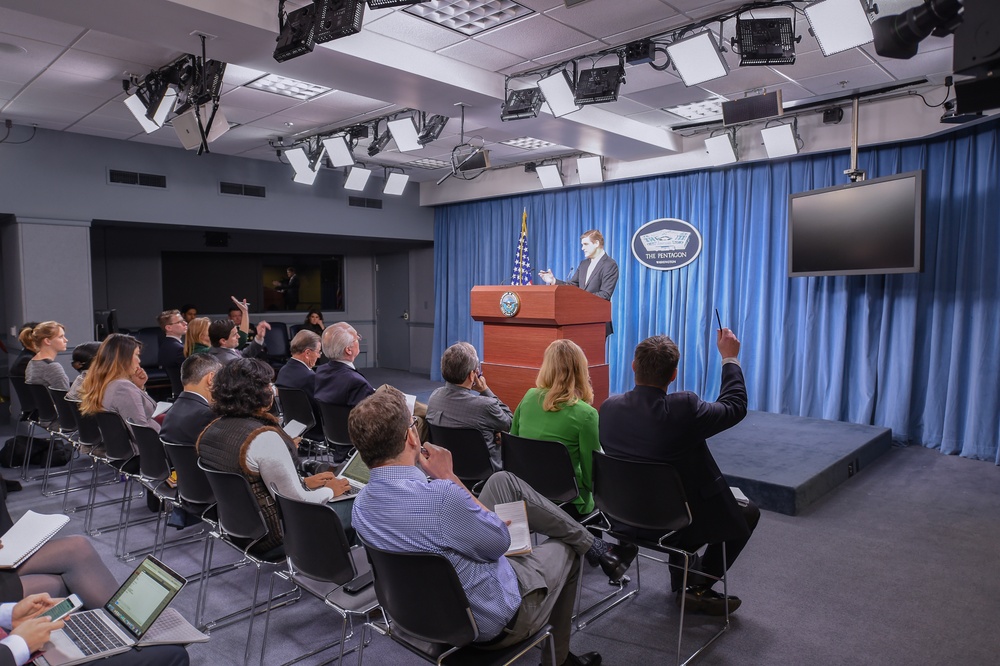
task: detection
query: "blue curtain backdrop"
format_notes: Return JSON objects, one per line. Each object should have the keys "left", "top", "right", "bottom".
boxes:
{"left": 432, "top": 119, "right": 1000, "bottom": 463}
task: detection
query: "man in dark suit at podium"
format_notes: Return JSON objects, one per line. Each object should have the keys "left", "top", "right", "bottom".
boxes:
{"left": 538, "top": 229, "right": 618, "bottom": 334}
{"left": 598, "top": 330, "right": 759, "bottom": 616}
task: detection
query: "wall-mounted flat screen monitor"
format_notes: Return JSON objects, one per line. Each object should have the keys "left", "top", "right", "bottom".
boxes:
{"left": 788, "top": 170, "right": 925, "bottom": 277}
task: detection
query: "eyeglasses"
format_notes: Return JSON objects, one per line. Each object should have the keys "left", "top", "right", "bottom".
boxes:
{"left": 169, "top": 319, "right": 186, "bottom": 326}
{"left": 409, "top": 416, "right": 418, "bottom": 430}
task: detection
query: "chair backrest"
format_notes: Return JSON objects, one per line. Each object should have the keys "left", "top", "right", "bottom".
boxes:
{"left": 132, "top": 327, "right": 161, "bottom": 370}
{"left": 9, "top": 375, "right": 37, "bottom": 415}
{"left": 130, "top": 422, "right": 171, "bottom": 484}
{"left": 428, "top": 425, "right": 494, "bottom": 483}
{"left": 162, "top": 441, "right": 215, "bottom": 507}
{"left": 197, "top": 461, "right": 269, "bottom": 542}
{"left": 276, "top": 387, "right": 316, "bottom": 432}
{"left": 47, "top": 388, "right": 79, "bottom": 432}
{"left": 274, "top": 492, "right": 356, "bottom": 585}
{"left": 317, "top": 401, "right": 352, "bottom": 446}
{"left": 95, "top": 412, "right": 136, "bottom": 462}
{"left": 26, "top": 383, "right": 58, "bottom": 423}
{"left": 66, "top": 399, "right": 102, "bottom": 447}
{"left": 500, "top": 432, "right": 579, "bottom": 504}
{"left": 592, "top": 452, "right": 692, "bottom": 534}
{"left": 288, "top": 324, "right": 303, "bottom": 339}
{"left": 264, "top": 322, "right": 290, "bottom": 362}
{"left": 360, "top": 537, "right": 479, "bottom": 646}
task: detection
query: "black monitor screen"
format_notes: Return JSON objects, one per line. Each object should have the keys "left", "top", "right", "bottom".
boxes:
{"left": 788, "top": 170, "right": 924, "bottom": 277}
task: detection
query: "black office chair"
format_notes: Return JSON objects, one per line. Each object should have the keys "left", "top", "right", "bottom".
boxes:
{"left": 47, "top": 388, "right": 96, "bottom": 503}
{"left": 586, "top": 452, "right": 730, "bottom": 665}
{"left": 93, "top": 412, "right": 150, "bottom": 557}
{"left": 62, "top": 397, "right": 117, "bottom": 515}
{"left": 500, "top": 432, "right": 580, "bottom": 505}
{"left": 428, "top": 425, "right": 494, "bottom": 493}
{"left": 132, "top": 327, "right": 171, "bottom": 400}
{"left": 25, "top": 384, "right": 75, "bottom": 494}
{"left": 260, "top": 493, "right": 380, "bottom": 666}
{"left": 264, "top": 322, "right": 291, "bottom": 368}
{"left": 317, "top": 401, "right": 355, "bottom": 463}
{"left": 361, "top": 537, "right": 556, "bottom": 665}
{"left": 276, "top": 387, "right": 326, "bottom": 457}
{"left": 198, "top": 462, "right": 294, "bottom": 665}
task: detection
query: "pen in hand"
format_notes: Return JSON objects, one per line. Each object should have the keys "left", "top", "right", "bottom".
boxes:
{"left": 715, "top": 308, "right": 723, "bottom": 331}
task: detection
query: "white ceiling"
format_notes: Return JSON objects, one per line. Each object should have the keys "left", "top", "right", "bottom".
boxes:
{"left": 0, "top": 0, "right": 970, "bottom": 203}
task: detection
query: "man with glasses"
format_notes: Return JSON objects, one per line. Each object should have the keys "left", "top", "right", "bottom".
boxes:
{"left": 157, "top": 309, "right": 188, "bottom": 398}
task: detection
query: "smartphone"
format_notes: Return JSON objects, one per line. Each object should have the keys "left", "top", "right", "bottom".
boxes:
{"left": 46, "top": 594, "right": 83, "bottom": 621}
{"left": 283, "top": 419, "right": 308, "bottom": 439}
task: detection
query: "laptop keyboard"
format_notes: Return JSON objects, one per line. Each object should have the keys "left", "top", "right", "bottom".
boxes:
{"left": 64, "top": 612, "right": 127, "bottom": 656}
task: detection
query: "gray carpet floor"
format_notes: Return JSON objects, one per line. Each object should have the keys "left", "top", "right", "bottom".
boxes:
{"left": 3, "top": 430, "right": 998, "bottom": 665}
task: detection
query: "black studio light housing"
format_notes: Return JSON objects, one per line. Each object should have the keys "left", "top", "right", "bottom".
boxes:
{"left": 501, "top": 87, "right": 544, "bottom": 121}
{"left": 573, "top": 61, "right": 625, "bottom": 105}
{"left": 735, "top": 17, "right": 797, "bottom": 66}
{"left": 274, "top": 1, "right": 321, "bottom": 62}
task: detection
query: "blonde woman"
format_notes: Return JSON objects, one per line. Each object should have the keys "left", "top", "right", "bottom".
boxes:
{"left": 25, "top": 321, "right": 70, "bottom": 391}
{"left": 80, "top": 334, "right": 159, "bottom": 444}
{"left": 184, "top": 317, "right": 212, "bottom": 357}
{"left": 510, "top": 339, "right": 600, "bottom": 519}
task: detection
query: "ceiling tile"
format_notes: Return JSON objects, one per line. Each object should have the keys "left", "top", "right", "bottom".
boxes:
{"left": 50, "top": 49, "right": 151, "bottom": 82}
{"left": 0, "top": 35, "right": 65, "bottom": 83}
{"left": 476, "top": 14, "right": 593, "bottom": 61}
{"left": 220, "top": 86, "right": 303, "bottom": 113}
{"left": 532, "top": 40, "right": 603, "bottom": 66}
{"left": 627, "top": 80, "right": 716, "bottom": 109}
{"left": 601, "top": 15, "right": 689, "bottom": 47}
{"left": 621, "top": 63, "right": 681, "bottom": 94}
{"left": 72, "top": 30, "right": 182, "bottom": 69}
{"left": 796, "top": 64, "right": 895, "bottom": 97}
{"left": 0, "top": 7, "right": 82, "bottom": 46}
{"left": 699, "top": 65, "right": 788, "bottom": 97}
{"left": 439, "top": 39, "right": 524, "bottom": 71}
{"left": 865, "top": 45, "right": 954, "bottom": 84}
{"left": 364, "top": 10, "right": 466, "bottom": 51}
{"left": 542, "top": 0, "right": 681, "bottom": 41}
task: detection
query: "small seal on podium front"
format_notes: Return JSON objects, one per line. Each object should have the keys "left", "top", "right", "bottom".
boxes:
{"left": 500, "top": 291, "right": 520, "bottom": 317}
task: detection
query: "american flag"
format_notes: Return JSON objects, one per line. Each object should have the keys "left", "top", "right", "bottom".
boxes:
{"left": 510, "top": 209, "right": 532, "bottom": 285}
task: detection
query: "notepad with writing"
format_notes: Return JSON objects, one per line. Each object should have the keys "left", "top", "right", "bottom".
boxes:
{"left": 494, "top": 501, "right": 532, "bottom": 556}
{"left": 0, "top": 510, "right": 70, "bottom": 568}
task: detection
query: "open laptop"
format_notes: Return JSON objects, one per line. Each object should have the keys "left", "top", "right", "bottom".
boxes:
{"left": 329, "top": 449, "right": 370, "bottom": 501}
{"left": 36, "top": 556, "right": 187, "bottom": 666}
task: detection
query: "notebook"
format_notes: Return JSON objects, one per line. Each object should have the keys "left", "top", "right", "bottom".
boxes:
{"left": 328, "top": 449, "right": 370, "bottom": 502}
{"left": 0, "top": 510, "right": 69, "bottom": 569}
{"left": 35, "top": 556, "right": 195, "bottom": 666}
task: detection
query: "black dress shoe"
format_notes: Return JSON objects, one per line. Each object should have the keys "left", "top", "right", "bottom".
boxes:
{"left": 676, "top": 586, "right": 741, "bottom": 616}
{"left": 563, "top": 651, "right": 602, "bottom": 666}
{"left": 598, "top": 543, "right": 637, "bottom": 581}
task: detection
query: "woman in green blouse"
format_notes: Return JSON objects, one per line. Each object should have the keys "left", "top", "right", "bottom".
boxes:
{"left": 511, "top": 339, "right": 600, "bottom": 519}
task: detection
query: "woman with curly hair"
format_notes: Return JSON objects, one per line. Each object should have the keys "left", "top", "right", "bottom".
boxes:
{"left": 183, "top": 317, "right": 211, "bottom": 357}
{"left": 510, "top": 339, "right": 601, "bottom": 519}
{"left": 196, "top": 358, "right": 351, "bottom": 554}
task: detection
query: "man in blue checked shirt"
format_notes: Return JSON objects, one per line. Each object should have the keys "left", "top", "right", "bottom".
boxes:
{"left": 349, "top": 386, "right": 627, "bottom": 666}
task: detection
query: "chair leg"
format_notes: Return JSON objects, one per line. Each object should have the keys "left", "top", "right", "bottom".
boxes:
{"left": 244, "top": 565, "right": 263, "bottom": 666}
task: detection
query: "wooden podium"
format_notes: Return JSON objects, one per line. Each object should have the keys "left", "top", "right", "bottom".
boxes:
{"left": 471, "top": 285, "right": 611, "bottom": 409}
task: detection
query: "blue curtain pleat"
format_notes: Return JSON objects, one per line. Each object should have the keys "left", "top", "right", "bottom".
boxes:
{"left": 431, "top": 119, "right": 1000, "bottom": 463}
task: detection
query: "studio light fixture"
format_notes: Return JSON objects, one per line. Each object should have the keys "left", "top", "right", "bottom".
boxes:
{"left": 577, "top": 155, "right": 604, "bottom": 184}
{"left": 273, "top": 1, "right": 321, "bottom": 62}
{"left": 574, "top": 60, "right": 625, "bottom": 105}
{"left": 285, "top": 144, "right": 327, "bottom": 185}
{"left": 761, "top": 123, "right": 799, "bottom": 158}
{"left": 387, "top": 116, "right": 423, "bottom": 152}
{"left": 368, "top": 0, "right": 423, "bottom": 8}
{"left": 501, "top": 87, "right": 544, "bottom": 121}
{"left": 666, "top": 30, "right": 730, "bottom": 87}
{"left": 368, "top": 121, "right": 391, "bottom": 157}
{"left": 124, "top": 87, "right": 176, "bottom": 133}
{"left": 173, "top": 104, "right": 229, "bottom": 150}
{"left": 344, "top": 166, "right": 372, "bottom": 191}
{"left": 418, "top": 114, "right": 449, "bottom": 145}
{"left": 383, "top": 171, "right": 410, "bottom": 196}
{"left": 804, "top": 0, "right": 873, "bottom": 56}
{"left": 735, "top": 17, "right": 797, "bottom": 66}
{"left": 314, "top": 0, "right": 365, "bottom": 43}
{"left": 704, "top": 133, "right": 738, "bottom": 166}
{"left": 536, "top": 163, "right": 564, "bottom": 189}
{"left": 538, "top": 69, "right": 581, "bottom": 118}
{"left": 322, "top": 135, "right": 355, "bottom": 167}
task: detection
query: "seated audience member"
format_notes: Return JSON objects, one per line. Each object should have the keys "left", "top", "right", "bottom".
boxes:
{"left": 227, "top": 300, "right": 256, "bottom": 349}
{"left": 67, "top": 342, "right": 101, "bottom": 401}
{"left": 10, "top": 323, "right": 40, "bottom": 381}
{"left": 301, "top": 309, "right": 325, "bottom": 335}
{"left": 426, "top": 342, "right": 512, "bottom": 471}
{"left": 160, "top": 354, "right": 221, "bottom": 446}
{"left": 196, "top": 359, "right": 351, "bottom": 555}
{"left": 313, "top": 323, "right": 374, "bottom": 407}
{"left": 180, "top": 304, "right": 198, "bottom": 323}
{"left": 205, "top": 317, "right": 269, "bottom": 368}
{"left": 350, "top": 387, "right": 635, "bottom": 666}
{"left": 276, "top": 331, "right": 322, "bottom": 401}
{"left": 157, "top": 309, "right": 188, "bottom": 398}
{"left": 25, "top": 322, "right": 70, "bottom": 391}
{"left": 183, "top": 317, "right": 211, "bottom": 357}
{"left": 80, "top": 334, "right": 160, "bottom": 441}
{"left": 599, "top": 332, "right": 759, "bottom": 616}
{"left": 510, "top": 340, "right": 602, "bottom": 521}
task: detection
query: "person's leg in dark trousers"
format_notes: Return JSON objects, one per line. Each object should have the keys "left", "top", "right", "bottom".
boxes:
{"left": 670, "top": 500, "right": 760, "bottom": 591}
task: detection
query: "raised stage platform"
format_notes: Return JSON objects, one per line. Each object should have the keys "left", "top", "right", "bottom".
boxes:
{"left": 710, "top": 411, "right": 892, "bottom": 516}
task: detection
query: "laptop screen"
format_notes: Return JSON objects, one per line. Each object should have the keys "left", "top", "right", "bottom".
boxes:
{"left": 104, "top": 556, "right": 186, "bottom": 639}
{"left": 340, "top": 451, "right": 370, "bottom": 486}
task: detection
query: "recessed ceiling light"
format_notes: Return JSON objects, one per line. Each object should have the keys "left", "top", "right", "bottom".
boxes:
{"left": 500, "top": 137, "right": 558, "bottom": 150}
{"left": 404, "top": 0, "right": 534, "bottom": 37}
{"left": 246, "top": 74, "right": 332, "bottom": 100}
{"left": 407, "top": 158, "right": 451, "bottom": 170}
{"left": 663, "top": 97, "right": 726, "bottom": 121}
{"left": 0, "top": 42, "right": 27, "bottom": 55}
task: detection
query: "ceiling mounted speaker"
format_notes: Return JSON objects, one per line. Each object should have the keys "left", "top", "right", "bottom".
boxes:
{"left": 722, "top": 91, "right": 783, "bottom": 126}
